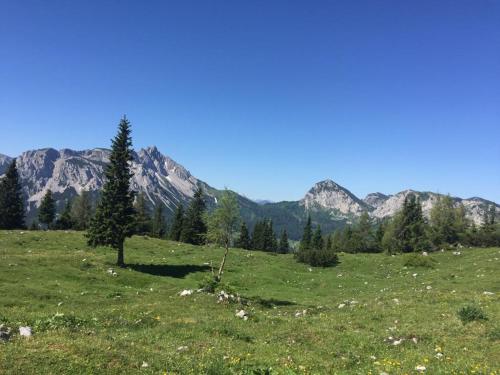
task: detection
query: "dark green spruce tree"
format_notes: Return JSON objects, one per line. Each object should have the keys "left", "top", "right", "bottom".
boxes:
{"left": 236, "top": 222, "right": 252, "bottom": 249}
{"left": 169, "top": 203, "right": 184, "bottom": 241}
{"left": 299, "top": 215, "right": 313, "bottom": 251}
{"left": 278, "top": 229, "right": 290, "bottom": 253}
{"left": 87, "top": 117, "right": 136, "bottom": 267}
{"left": 251, "top": 220, "right": 266, "bottom": 250}
{"left": 38, "top": 189, "right": 56, "bottom": 229}
{"left": 134, "top": 192, "right": 152, "bottom": 235}
{"left": 312, "top": 225, "right": 324, "bottom": 250}
{"left": 151, "top": 204, "right": 167, "bottom": 239}
{"left": 71, "top": 190, "right": 93, "bottom": 230}
{"left": 0, "top": 159, "right": 25, "bottom": 229}
{"left": 180, "top": 186, "right": 207, "bottom": 245}
{"left": 55, "top": 199, "right": 74, "bottom": 229}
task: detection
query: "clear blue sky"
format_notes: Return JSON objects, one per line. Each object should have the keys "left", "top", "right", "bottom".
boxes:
{"left": 1, "top": 0, "right": 499, "bottom": 203}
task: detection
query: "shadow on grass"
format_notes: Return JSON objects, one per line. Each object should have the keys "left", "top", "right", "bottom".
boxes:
{"left": 252, "top": 297, "right": 297, "bottom": 308}
{"left": 128, "top": 263, "right": 211, "bottom": 278}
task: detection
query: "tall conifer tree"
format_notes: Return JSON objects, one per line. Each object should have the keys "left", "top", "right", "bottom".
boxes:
{"left": 169, "top": 203, "right": 184, "bottom": 241}
{"left": 151, "top": 204, "right": 167, "bottom": 238}
{"left": 236, "top": 222, "right": 251, "bottom": 249}
{"left": 0, "top": 159, "right": 25, "bottom": 229}
{"left": 87, "top": 117, "right": 136, "bottom": 267}
{"left": 38, "top": 189, "right": 56, "bottom": 228}
{"left": 299, "top": 215, "right": 313, "bottom": 251}
{"left": 180, "top": 186, "right": 207, "bottom": 245}
{"left": 278, "top": 229, "right": 290, "bottom": 253}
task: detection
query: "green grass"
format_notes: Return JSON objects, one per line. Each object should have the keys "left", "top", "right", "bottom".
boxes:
{"left": 0, "top": 231, "right": 499, "bottom": 374}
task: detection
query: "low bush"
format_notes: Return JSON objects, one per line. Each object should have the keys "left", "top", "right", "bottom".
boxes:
{"left": 457, "top": 305, "right": 488, "bottom": 324}
{"left": 404, "top": 254, "right": 437, "bottom": 268}
{"left": 296, "top": 248, "right": 338, "bottom": 267}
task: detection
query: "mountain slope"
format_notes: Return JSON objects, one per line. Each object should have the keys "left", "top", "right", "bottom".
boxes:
{"left": 1, "top": 146, "right": 498, "bottom": 238}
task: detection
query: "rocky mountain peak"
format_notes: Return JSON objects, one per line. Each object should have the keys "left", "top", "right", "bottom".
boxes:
{"left": 301, "top": 179, "right": 368, "bottom": 216}
{"left": 363, "top": 192, "right": 389, "bottom": 208}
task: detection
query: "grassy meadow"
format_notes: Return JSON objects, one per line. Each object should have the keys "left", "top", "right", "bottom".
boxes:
{"left": 0, "top": 230, "right": 498, "bottom": 374}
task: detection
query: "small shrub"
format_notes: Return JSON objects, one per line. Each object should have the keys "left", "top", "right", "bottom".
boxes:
{"left": 198, "top": 275, "right": 219, "bottom": 293}
{"left": 296, "top": 248, "right": 338, "bottom": 267}
{"left": 488, "top": 327, "right": 500, "bottom": 341}
{"left": 32, "top": 313, "right": 90, "bottom": 332}
{"left": 404, "top": 254, "right": 436, "bottom": 268}
{"left": 457, "top": 305, "right": 488, "bottom": 324}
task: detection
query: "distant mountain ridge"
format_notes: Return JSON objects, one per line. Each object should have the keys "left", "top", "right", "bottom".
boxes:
{"left": 1, "top": 147, "right": 498, "bottom": 239}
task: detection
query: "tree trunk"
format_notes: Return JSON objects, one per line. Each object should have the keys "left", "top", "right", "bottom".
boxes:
{"left": 117, "top": 241, "right": 125, "bottom": 267}
{"left": 216, "top": 243, "right": 230, "bottom": 281}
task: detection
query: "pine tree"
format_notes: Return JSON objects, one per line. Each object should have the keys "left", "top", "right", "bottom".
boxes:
{"left": 383, "top": 194, "right": 430, "bottom": 253}
{"left": 87, "top": 116, "right": 136, "bottom": 267}
{"left": 263, "top": 219, "right": 277, "bottom": 252}
{"left": 55, "top": 199, "right": 74, "bottom": 229}
{"left": 180, "top": 186, "right": 207, "bottom": 245}
{"left": 430, "top": 195, "right": 458, "bottom": 245}
{"left": 251, "top": 220, "right": 266, "bottom": 250}
{"left": 151, "top": 204, "right": 167, "bottom": 238}
{"left": 299, "top": 215, "right": 313, "bottom": 251}
{"left": 278, "top": 229, "right": 290, "bottom": 253}
{"left": 134, "top": 192, "right": 152, "bottom": 235}
{"left": 169, "top": 203, "right": 184, "bottom": 241}
{"left": 38, "top": 189, "right": 56, "bottom": 228}
{"left": 325, "top": 234, "right": 332, "bottom": 251}
{"left": 0, "top": 159, "right": 25, "bottom": 229}
{"left": 71, "top": 190, "right": 93, "bottom": 230}
{"left": 312, "top": 225, "right": 324, "bottom": 250}
{"left": 236, "top": 222, "right": 251, "bottom": 249}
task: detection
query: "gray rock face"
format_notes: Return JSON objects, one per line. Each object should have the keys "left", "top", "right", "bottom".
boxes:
{"left": 0, "top": 153, "right": 13, "bottom": 175}
{"left": 301, "top": 179, "right": 370, "bottom": 216}
{"left": 366, "top": 190, "right": 498, "bottom": 225}
{"left": 363, "top": 192, "right": 389, "bottom": 208}
{"left": 5, "top": 146, "right": 211, "bottom": 222}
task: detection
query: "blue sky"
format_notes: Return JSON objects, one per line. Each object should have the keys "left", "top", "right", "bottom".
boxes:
{"left": 1, "top": 0, "right": 499, "bottom": 202}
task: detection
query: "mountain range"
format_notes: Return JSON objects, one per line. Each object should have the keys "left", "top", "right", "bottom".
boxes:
{"left": 0, "top": 147, "right": 498, "bottom": 239}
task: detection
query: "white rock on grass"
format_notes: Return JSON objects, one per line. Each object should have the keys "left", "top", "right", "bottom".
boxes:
{"left": 177, "top": 345, "right": 188, "bottom": 352}
{"left": 235, "top": 310, "right": 248, "bottom": 320}
{"left": 179, "top": 289, "right": 193, "bottom": 297}
{"left": 338, "top": 303, "right": 346, "bottom": 309}
{"left": 483, "top": 291, "right": 494, "bottom": 296}
{"left": 415, "top": 365, "right": 426, "bottom": 372}
{"left": 453, "top": 251, "right": 461, "bottom": 255}
{"left": 19, "top": 326, "right": 32, "bottom": 337}
{"left": 141, "top": 361, "right": 149, "bottom": 368}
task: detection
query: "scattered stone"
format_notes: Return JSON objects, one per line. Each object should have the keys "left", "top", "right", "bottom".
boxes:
{"left": 392, "top": 338, "right": 404, "bottom": 346}
{"left": 452, "top": 251, "right": 461, "bottom": 256}
{"left": 177, "top": 346, "right": 188, "bottom": 352}
{"left": 308, "top": 268, "right": 313, "bottom": 272}
{"left": 235, "top": 310, "right": 248, "bottom": 320}
{"left": 483, "top": 291, "right": 494, "bottom": 296}
{"left": 435, "top": 352, "right": 443, "bottom": 359}
{"left": 412, "top": 337, "right": 418, "bottom": 344}
{"left": 415, "top": 365, "right": 426, "bottom": 372}
{"left": 338, "top": 303, "right": 346, "bottom": 309}
{"left": 426, "top": 285, "right": 432, "bottom": 290}
{"left": 422, "top": 252, "right": 428, "bottom": 256}
{"left": 141, "top": 361, "right": 149, "bottom": 368}
{"left": 19, "top": 326, "right": 32, "bottom": 338}
{"left": 412, "top": 273, "right": 418, "bottom": 277}
{"left": 179, "top": 289, "right": 193, "bottom": 297}
{"left": 392, "top": 298, "right": 400, "bottom": 305}
{"left": 107, "top": 268, "right": 117, "bottom": 276}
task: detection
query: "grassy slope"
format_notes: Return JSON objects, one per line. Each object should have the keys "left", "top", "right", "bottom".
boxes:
{"left": 0, "top": 231, "right": 498, "bottom": 374}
